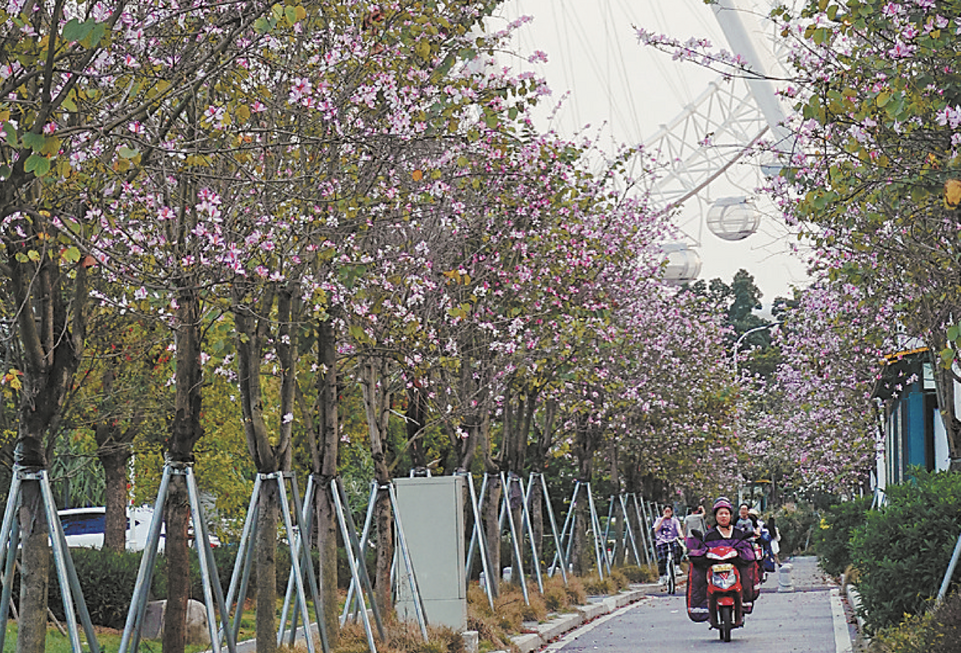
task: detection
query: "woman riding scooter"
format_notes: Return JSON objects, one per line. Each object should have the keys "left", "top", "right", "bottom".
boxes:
{"left": 685, "top": 497, "right": 759, "bottom": 637}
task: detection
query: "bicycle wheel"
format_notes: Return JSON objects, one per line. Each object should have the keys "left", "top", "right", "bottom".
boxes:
{"left": 667, "top": 552, "right": 676, "bottom": 594}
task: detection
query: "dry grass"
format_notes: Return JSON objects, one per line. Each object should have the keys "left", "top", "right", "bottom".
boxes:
{"left": 330, "top": 620, "right": 467, "bottom": 653}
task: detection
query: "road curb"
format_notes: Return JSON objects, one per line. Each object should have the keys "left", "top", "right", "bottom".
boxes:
{"left": 507, "top": 583, "right": 658, "bottom": 653}
{"left": 845, "top": 584, "right": 869, "bottom": 646}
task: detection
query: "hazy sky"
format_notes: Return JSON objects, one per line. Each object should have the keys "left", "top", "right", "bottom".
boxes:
{"left": 492, "top": 0, "right": 809, "bottom": 303}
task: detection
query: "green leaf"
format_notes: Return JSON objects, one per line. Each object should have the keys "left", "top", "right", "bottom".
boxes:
{"left": 22, "top": 132, "right": 45, "bottom": 152}
{"left": 949, "top": 325, "right": 960, "bottom": 342}
{"left": 2, "top": 122, "right": 16, "bottom": 147}
{"left": 24, "top": 154, "right": 50, "bottom": 177}
{"left": 941, "top": 348, "right": 955, "bottom": 367}
{"left": 61, "top": 18, "right": 92, "bottom": 43}
{"left": 83, "top": 23, "right": 106, "bottom": 48}
{"left": 62, "top": 246, "right": 81, "bottom": 264}
{"left": 118, "top": 145, "right": 139, "bottom": 159}
{"left": 253, "top": 16, "right": 271, "bottom": 33}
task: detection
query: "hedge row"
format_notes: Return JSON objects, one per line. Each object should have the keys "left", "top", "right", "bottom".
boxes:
{"left": 43, "top": 542, "right": 357, "bottom": 630}
{"left": 815, "top": 469, "right": 961, "bottom": 633}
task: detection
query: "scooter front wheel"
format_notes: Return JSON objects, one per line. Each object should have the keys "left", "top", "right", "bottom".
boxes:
{"left": 719, "top": 605, "right": 733, "bottom": 642}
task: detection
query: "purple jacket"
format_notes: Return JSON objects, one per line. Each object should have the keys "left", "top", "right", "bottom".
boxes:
{"left": 686, "top": 528, "right": 756, "bottom": 563}
{"left": 685, "top": 528, "right": 759, "bottom": 623}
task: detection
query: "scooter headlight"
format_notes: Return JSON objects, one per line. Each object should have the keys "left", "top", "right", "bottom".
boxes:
{"left": 711, "top": 567, "right": 738, "bottom": 590}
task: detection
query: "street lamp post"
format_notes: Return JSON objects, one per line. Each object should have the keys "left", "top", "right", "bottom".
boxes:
{"left": 733, "top": 321, "right": 782, "bottom": 376}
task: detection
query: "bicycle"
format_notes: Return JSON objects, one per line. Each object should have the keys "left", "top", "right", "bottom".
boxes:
{"left": 665, "top": 536, "right": 685, "bottom": 594}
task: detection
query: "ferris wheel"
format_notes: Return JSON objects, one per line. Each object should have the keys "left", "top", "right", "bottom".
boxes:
{"left": 498, "top": 0, "right": 807, "bottom": 294}
{"left": 647, "top": 0, "right": 796, "bottom": 284}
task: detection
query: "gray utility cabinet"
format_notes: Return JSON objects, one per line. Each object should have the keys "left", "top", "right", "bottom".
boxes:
{"left": 393, "top": 475, "right": 466, "bottom": 630}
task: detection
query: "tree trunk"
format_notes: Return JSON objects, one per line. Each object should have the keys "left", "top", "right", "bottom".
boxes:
{"left": 361, "top": 356, "right": 395, "bottom": 614}
{"left": 163, "top": 474, "right": 190, "bottom": 653}
{"left": 315, "top": 318, "right": 341, "bottom": 646}
{"left": 6, "top": 225, "right": 86, "bottom": 653}
{"left": 373, "top": 487, "right": 393, "bottom": 613}
{"left": 165, "top": 286, "right": 204, "bottom": 653}
{"left": 528, "top": 479, "right": 544, "bottom": 571}
{"left": 405, "top": 384, "right": 428, "bottom": 470}
{"left": 256, "top": 482, "right": 278, "bottom": 653}
{"left": 932, "top": 357, "right": 961, "bottom": 469}
{"left": 484, "top": 474, "right": 501, "bottom": 597}
{"left": 608, "top": 440, "right": 625, "bottom": 566}
{"left": 300, "top": 317, "right": 341, "bottom": 647}
{"left": 16, "top": 479, "right": 49, "bottom": 653}
{"left": 99, "top": 442, "right": 131, "bottom": 552}
{"left": 572, "top": 415, "right": 599, "bottom": 576}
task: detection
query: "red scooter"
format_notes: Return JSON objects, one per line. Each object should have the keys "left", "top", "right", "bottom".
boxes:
{"left": 705, "top": 544, "right": 745, "bottom": 642}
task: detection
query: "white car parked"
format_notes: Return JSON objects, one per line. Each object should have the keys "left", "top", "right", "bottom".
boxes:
{"left": 58, "top": 506, "right": 161, "bottom": 552}
{"left": 57, "top": 505, "right": 221, "bottom": 552}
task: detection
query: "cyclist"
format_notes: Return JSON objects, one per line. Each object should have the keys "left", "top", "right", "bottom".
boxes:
{"left": 653, "top": 505, "right": 683, "bottom": 585}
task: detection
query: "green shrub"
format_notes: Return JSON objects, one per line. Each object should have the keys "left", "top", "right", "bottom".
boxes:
{"left": 851, "top": 469, "right": 961, "bottom": 633}
{"left": 870, "top": 590, "right": 961, "bottom": 653}
{"left": 48, "top": 548, "right": 143, "bottom": 630}
{"left": 814, "top": 496, "right": 871, "bottom": 577}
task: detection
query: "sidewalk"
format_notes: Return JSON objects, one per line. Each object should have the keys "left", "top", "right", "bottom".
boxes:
{"left": 506, "top": 580, "right": 671, "bottom": 653}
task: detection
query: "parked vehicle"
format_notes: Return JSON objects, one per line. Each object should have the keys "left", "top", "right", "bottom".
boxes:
{"left": 58, "top": 506, "right": 161, "bottom": 552}
{"left": 58, "top": 506, "right": 221, "bottom": 552}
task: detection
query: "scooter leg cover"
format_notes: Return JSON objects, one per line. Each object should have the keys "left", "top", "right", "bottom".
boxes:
{"left": 686, "top": 564, "right": 710, "bottom": 622}
{"left": 741, "top": 563, "right": 760, "bottom": 603}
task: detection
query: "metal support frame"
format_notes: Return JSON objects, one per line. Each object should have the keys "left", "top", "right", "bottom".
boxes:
{"left": 332, "top": 479, "right": 427, "bottom": 641}
{"left": 276, "top": 474, "right": 329, "bottom": 651}
{"left": 222, "top": 472, "right": 328, "bottom": 653}
{"left": 619, "top": 494, "right": 643, "bottom": 566}
{"left": 339, "top": 481, "right": 378, "bottom": 625}
{"left": 549, "top": 481, "right": 581, "bottom": 578}
{"left": 496, "top": 472, "right": 530, "bottom": 604}
{"left": 585, "top": 485, "right": 608, "bottom": 577}
{"left": 550, "top": 481, "right": 607, "bottom": 579}
{"left": 119, "top": 461, "right": 234, "bottom": 653}
{"left": 330, "top": 477, "right": 385, "bottom": 652}
{"left": 938, "top": 528, "right": 961, "bottom": 603}
{"left": 530, "top": 473, "right": 568, "bottom": 585}
{"left": 0, "top": 466, "right": 100, "bottom": 653}
{"left": 460, "top": 471, "right": 495, "bottom": 609}
{"left": 602, "top": 494, "right": 643, "bottom": 568}
{"left": 635, "top": 495, "right": 657, "bottom": 564}
{"left": 386, "top": 482, "right": 430, "bottom": 640}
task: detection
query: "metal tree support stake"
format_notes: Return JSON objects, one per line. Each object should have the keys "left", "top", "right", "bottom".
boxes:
{"left": 496, "top": 472, "right": 530, "bottom": 605}
{"left": 550, "top": 481, "right": 607, "bottom": 579}
{"left": 0, "top": 466, "right": 100, "bottom": 653}
{"left": 938, "top": 528, "right": 961, "bottom": 603}
{"left": 549, "top": 481, "right": 581, "bottom": 578}
{"left": 387, "top": 482, "right": 430, "bottom": 641}
{"left": 602, "top": 494, "right": 643, "bottom": 568}
{"left": 118, "top": 461, "right": 235, "bottom": 653}
{"left": 223, "top": 472, "right": 328, "bottom": 653}
{"left": 331, "top": 477, "right": 385, "bottom": 653}
{"left": 618, "top": 494, "right": 644, "bottom": 567}
{"left": 531, "top": 473, "right": 568, "bottom": 585}
{"left": 332, "top": 480, "right": 429, "bottom": 642}
{"left": 585, "top": 484, "right": 609, "bottom": 577}
{"left": 339, "top": 481, "right": 378, "bottom": 625}
{"left": 460, "top": 471, "right": 495, "bottom": 609}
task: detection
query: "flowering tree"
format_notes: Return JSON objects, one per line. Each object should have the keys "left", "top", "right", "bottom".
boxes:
{"left": 769, "top": 0, "right": 961, "bottom": 469}
{"left": 751, "top": 281, "right": 894, "bottom": 495}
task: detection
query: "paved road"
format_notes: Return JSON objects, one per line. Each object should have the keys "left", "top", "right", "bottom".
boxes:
{"left": 546, "top": 557, "right": 855, "bottom": 652}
